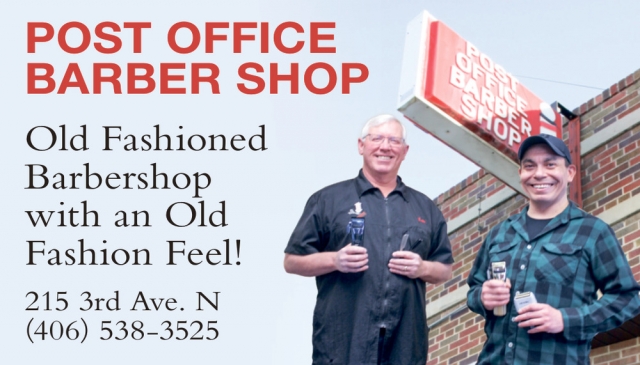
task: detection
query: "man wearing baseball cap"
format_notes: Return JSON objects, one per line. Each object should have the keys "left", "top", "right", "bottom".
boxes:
{"left": 467, "top": 134, "right": 640, "bottom": 364}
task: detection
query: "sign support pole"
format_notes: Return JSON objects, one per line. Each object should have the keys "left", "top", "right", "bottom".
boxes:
{"left": 567, "top": 115, "right": 583, "bottom": 208}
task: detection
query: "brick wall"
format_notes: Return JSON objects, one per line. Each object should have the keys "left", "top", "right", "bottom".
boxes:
{"left": 581, "top": 123, "right": 640, "bottom": 216}
{"left": 612, "top": 211, "right": 640, "bottom": 280}
{"left": 425, "top": 68, "right": 640, "bottom": 365}
{"left": 427, "top": 187, "right": 525, "bottom": 303}
{"left": 590, "top": 338, "right": 640, "bottom": 365}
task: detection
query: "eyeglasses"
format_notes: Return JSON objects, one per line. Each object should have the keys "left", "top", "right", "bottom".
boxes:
{"left": 364, "top": 134, "right": 405, "bottom": 146}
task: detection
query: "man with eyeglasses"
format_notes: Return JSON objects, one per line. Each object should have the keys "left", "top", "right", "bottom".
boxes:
{"left": 284, "top": 114, "right": 454, "bottom": 365}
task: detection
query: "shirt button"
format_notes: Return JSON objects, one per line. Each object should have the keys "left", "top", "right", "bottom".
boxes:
{"left": 520, "top": 264, "right": 526, "bottom": 270}
{"left": 511, "top": 317, "right": 516, "bottom": 322}
{"left": 515, "top": 291, "right": 520, "bottom": 295}
{"left": 508, "top": 342, "right": 513, "bottom": 348}
{"left": 527, "top": 245, "right": 532, "bottom": 250}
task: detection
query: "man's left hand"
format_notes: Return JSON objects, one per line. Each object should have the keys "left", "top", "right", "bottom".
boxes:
{"left": 388, "top": 251, "right": 422, "bottom": 279}
{"left": 514, "top": 303, "right": 564, "bottom": 334}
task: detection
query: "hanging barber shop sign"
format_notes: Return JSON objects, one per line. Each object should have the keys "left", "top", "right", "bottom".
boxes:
{"left": 398, "top": 11, "right": 562, "bottom": 194}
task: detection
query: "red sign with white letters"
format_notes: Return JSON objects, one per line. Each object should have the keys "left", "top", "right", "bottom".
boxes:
{"left": 423, "top": 21, "right": 561, "bottom": 162}
{"left": 398, "top": 11, "right": 563, "bottom": 193}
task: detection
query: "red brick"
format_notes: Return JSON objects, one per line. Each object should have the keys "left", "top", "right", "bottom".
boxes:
{"left": 594, "top": 144, "right": 619, "bottom": 164}
{"left": 441, "top": 320, "right": 458, "bottom": 333}
{"left": 607, "top": 335, "right": 637, "bottom": 352}
{"left": 609, "top": 356, "right": 637, "bottom": 365}
{"left": 619, "top": 101, "right": 640, "bottom": 119}
{"left": 597, "top": 156, "right": 613, "bottom": 167}
{"left": 619, "top": 129, "right": 640, "bottom": 150}
{"left": 615, "top": 90, "right": 638, "bottom": 108}
{"left": 624, "top": 229, "right": 640, "bottom": 244}
{"left": 583, "top": 175, "right": 604, "bottom": 192}
{"left": 461, "top": 354, "right": 479, "bottom": 365}
{"left": 580, "top": 103, "right": 588, "bottom": 114}
{"left": 487, "top": 185, "right": 505, "bottom": 197}
{"left": 629, "top": 247, "right": 640, "bottom": 259}
{"left": 604, "top": 162, "right": 629, "bottom": 181}
{"left": 439, "top": 348, "right": 459, "bottom": 361}
{"left": 622, "top": 343, "right": 640, "bottom": 357}
{"left": 452, "top": 261, "right": 463, "bottom": 271}
{"left": 623, "top": 179, "right": 640, "bottom": 194}
{"left": 619, "top": 78, "right": 627, "bottom": 90}
{"left": 608, "top": 176, "right": 633, "bottom": 194}
{"left": 448, "top": 351, "right": 469, "bottom": 364}
{"left": 459, "top": 324, "right": 479, "bottom": 338}
{"left": 593, "top": 161, "right": 616, "bottom": 179}
{"left": 604, "top": 90, "right": 628, "bottom": 109}
{"left": 605, "top": 199, "right": 619, "bottom": 211}
{"left": 458, "top": 338, "right": 480, "bottom": 353}
{"left": 592, "top": 351, "right": 621, "bottom": 364}
{"left": 624, "top": 142, "right": 637, "bottom": 153}
{"left": 450, "top": 337, "right": 470, "bottom": 350}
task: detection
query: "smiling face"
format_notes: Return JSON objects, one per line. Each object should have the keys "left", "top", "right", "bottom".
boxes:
{"left": 358, "top": 121, "right": 409, "bottom": 182}
{"left": 519, "top": 144, "right": 576, "bottom": 217}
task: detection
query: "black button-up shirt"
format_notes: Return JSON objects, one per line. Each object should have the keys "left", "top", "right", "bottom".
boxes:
{"left": 286, "top": 171, "right": 454, "bottom": 365}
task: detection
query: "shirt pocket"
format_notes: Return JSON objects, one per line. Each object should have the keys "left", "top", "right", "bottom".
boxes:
{"left": 404, "top": 226, "right": 431, "bottom": 259}
{"left": 328, "top": 219, "right": 351, "bottom": 251}
{"left": 534, "top": 243, "right": 582, "bottom": 285}
{"left": 488, "top": 239, "right": 519, "bottom": 264}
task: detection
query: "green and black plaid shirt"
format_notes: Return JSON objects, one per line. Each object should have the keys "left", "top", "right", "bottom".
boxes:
{"left": 467, "top": 202, "right": 640, "bottom": 365}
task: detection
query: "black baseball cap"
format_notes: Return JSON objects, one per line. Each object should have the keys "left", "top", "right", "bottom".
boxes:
{"left": 518, "top": 134, "right": 572, "bottom": 164}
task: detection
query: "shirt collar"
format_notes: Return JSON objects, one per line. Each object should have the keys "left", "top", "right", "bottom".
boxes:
{"left": 355, "top": 169, "right": 408, "bottom": 201}
{"left": 510, "top": 201, "right": 586, "bottom": 240}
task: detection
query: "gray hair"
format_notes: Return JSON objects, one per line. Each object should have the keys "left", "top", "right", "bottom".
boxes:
{"left": 360, "top": 114, "right": 407, "bottom": 141}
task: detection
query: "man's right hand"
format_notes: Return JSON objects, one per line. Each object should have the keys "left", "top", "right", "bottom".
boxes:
{"left": 334, "top": 244, "right": 368, "bottom": 273}
{"left": 481, "top": 279, "right": 511, "bottom": 310}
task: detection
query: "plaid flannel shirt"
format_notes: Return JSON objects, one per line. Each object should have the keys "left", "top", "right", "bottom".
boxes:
{"left": 467, "top": 202, "right": 640, "bottom": 365}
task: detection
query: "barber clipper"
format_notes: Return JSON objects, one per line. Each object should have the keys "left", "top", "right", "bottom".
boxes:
{"left": 491, "top": 261, "right": 507, "bottom": 316}
{"left": 514, "top": 291, "right": 537, "bottom": 312}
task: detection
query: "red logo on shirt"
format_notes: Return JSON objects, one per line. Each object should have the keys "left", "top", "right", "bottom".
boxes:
{"left": 418, "top": 217, "right": 426, "bottom": 224}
